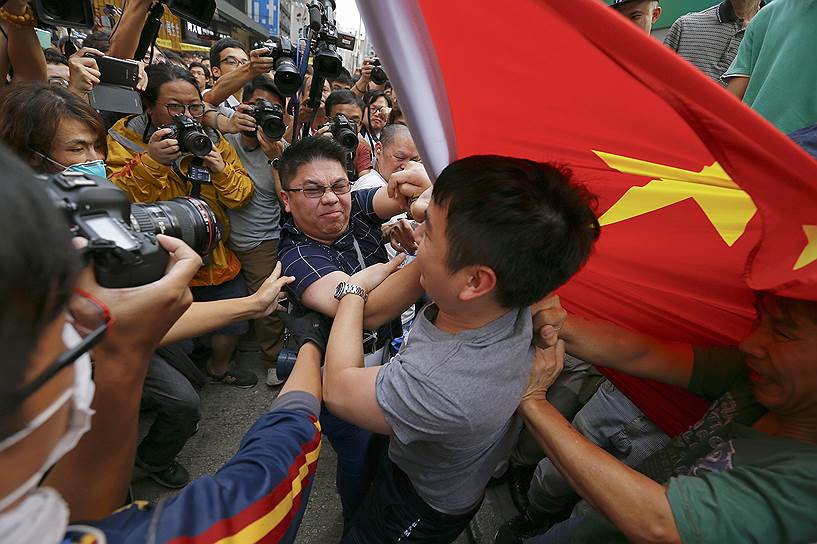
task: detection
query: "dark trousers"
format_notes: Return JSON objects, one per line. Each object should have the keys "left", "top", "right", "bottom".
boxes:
{"left": 320, "top": 405, "right": 381, "bottom": 524}
{"left": 137, "top": 354, "right": 201, "bottom": 469}
{"left": 342, "top": 454, "right": 481, "bottom": 544}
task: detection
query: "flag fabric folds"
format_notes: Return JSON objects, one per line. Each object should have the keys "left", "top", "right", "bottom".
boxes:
{"left": 359, "top": 0, "right": 817, "bottom": 435}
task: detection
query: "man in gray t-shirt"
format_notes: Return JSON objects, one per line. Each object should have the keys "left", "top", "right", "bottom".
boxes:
{"left": 322, "top": 157, "right": 600, "bottom": 543}
{"left": 224, "top": 75, "right": 288, "bottom": 386}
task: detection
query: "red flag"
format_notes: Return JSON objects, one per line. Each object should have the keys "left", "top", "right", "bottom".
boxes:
{"left": 359, "top": 0, "right": 817, "bottom": 435}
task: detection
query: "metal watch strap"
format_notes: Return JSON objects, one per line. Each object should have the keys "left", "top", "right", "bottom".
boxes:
{"left": 335, "top": 281, "right": 368, "bottom": 302}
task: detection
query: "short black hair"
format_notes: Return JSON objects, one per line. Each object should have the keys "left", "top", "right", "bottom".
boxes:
{"left": 0, "top": 143, "right": 80, "bottom": 413}
{"left": 278, "top": 136, "right": 347, "bottom": 190}
{"left": 161, "top": 48, "right": 186, "bottom": 68}
{"left": 331, "top": 67, "right": 354, "bottom": 87}
{"left": 432, "top": 156, "right": 600, "bottom": 308}
{"left": 188, "top": 61, "right": 210, "bottom": 76}
{"left": 379, "top": 123, "right": 410, "bottom": 149}
{"left": 82, "top": 31, "right": 111, "bottom": 54}
{"left": 44, "top": 49, "right": 68, "bottom": 66}
{"left": 142, "top": 63, "right": 201, "bottom": 107}
{"left": 243, "top": 75, "right": 285, "bottom": 106}
{"left": 210, "top": 37, "right": 246, "bottom": 70}
{"left": 364, "top": 89, "right": 393, "bottom": 109}
{"left": 325, "top": 89, "right": 364, "bottom": 118}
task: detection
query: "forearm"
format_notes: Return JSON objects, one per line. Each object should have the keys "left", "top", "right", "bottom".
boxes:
{"left": 161, "top": 298, "right": 260, "bottom": 346}
{"left": 108, "top": 0, "right": 152, "bottom": 60}
{"left": 362, "top": 261, "right": 423, "bottom": 329}
{"left": 279, "top": 342, "right": 322, "bottom": 401}
{"left": 520, "top": 399, "right": 680, "bottom": 543}
{"left": 560, "top": 314, "right": 692, "bottom": 387}
{"left": 204, "top": 67, "right": 250, "bottom": 105}
{"left": 2, "top": 16, "right": 46, "bottom": 83}
{"left": 44, "top": 348, "right": 149, "bottom": 521}
{"left": 323, "top": 296, "right": 366, "bottom": 403}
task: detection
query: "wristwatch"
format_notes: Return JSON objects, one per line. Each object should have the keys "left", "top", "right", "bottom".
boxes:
{"left": 334, "top": 281, "right": 368, "bottom": 302}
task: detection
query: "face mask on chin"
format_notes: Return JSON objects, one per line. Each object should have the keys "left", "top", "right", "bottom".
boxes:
{"left": 0, "top": 323, "right": 96, "bottom": 542}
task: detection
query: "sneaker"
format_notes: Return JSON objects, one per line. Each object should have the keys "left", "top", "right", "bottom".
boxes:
{"left": 208, "top": 362, "right": 258, "bottom": 388}
{"left": 135, "top": 458, "right": 190, "bottom": 489}
{"left": 494, "top": 511, "right": 551, "bottom": 544}
{"left": 266, "top": 367, "right": 285, "bottom": 387}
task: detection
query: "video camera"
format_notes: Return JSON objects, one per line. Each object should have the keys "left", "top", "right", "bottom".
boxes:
{"left": 160, "top": 115, "right": 213, "bottom": 158}
{"left": 260, "top": 37, "right": 301, "bottom": 97}
{"left": 44, "top": 171, "right": 221, "bottom": 288}
{"left": 245, "top": 99, "right": 286, "bottom": 141}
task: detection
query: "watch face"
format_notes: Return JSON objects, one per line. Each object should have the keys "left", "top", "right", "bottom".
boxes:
{"left": 335, "top": 282, "right": 346, "bottom": 299}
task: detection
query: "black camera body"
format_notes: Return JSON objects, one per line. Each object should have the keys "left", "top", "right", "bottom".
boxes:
{"left": 44, "top": 172, "right": 222, "bottom": 288}
{"left": 331, "top": 113, "right": 359, "bottom": 151}
{"left": 370, "top": 58, "right": 388, "bottom": 85}
{"left": 161, "top": 114, "right": 213, "bottom": 158}
{"left": 245, "top": 98, "right": 286, "bottom": 141}
{"left": 262, "top": 37, "right": 301, "bottom": 97}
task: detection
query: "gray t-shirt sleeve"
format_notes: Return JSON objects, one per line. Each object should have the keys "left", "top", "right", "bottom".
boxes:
{"left": 270, "top": 390, "right": 321, "bottom": 417}
{"left": 664, "top": 18, "right": 682, "bottom": 51}
{"left": 376, "top": 359, "right": 469, "bottom": 445}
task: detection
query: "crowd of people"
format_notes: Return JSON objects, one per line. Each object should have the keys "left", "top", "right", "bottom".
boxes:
{"left": 0, "top": 0, "right": 815, "bottom": 542}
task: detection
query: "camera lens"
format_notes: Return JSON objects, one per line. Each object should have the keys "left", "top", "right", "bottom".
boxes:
{"left": 130, "top": 197, "right": 223, "bottom": 256}
{"left": 260, "top": 115, "right": 286, "bottom": 141}
{"left": 371, "top": 66, "right": 387, "bottom": 85}
{"left": 180, "top": 131, "right": 213, "bottom": 158}
{"left": 314, "top": 49, "right": 342, "bottom": 80}
{"left": 274, "top": 56, "right": 302, "bottom": 96}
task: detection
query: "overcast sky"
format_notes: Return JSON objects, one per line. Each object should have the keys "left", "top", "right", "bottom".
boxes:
{"left": 334, "top": 0, "right": 365, "bottom": 35}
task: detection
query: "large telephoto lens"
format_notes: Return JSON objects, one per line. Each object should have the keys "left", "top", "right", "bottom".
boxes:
{"left": 130, "top": 197, "right": 222, "bottom": 256}
{"left": 274, "top": 56, "right": 302, "bottom": 96}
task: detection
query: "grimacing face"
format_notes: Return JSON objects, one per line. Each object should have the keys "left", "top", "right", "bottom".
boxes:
{"left": 739, "top": 297, "right": 817, "bottom": 418}
{"left": 280, "top": 158, "right": 352, "bottom": 244}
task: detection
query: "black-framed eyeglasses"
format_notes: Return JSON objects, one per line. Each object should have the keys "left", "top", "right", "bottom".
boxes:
{"left": 164, "top": 103, "right": 206, "bottom": 118}
{"left": 286, "top": 180, "right": 351, "bottom": 199}
{"left": 11, "top": 289, "right": 113, "bottom": 407}
{"left": 218, "top": 56, "right": 248, "bottom": 67}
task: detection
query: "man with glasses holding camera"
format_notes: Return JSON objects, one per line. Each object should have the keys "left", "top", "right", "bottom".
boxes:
{"left": 277, "top": 136, "right": 429, "bottom": 526}
{"left": 224, "top": 74, "right": 292, "bottom": 387}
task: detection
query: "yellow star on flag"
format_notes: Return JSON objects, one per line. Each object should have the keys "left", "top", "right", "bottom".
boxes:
{"left": 794, "top": 225, "right": 817, "bottom": 271}
{"left": 594, "top": 151, "right": 757, "bottom": 246}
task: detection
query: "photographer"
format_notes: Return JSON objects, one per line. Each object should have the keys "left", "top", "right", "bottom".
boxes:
{"left": 204, "top": 38, "right": 274, "bottom": 121}
{"left": 351, "top": 57, "right": 386, "bottom": 99}
{"left": 321, "top": 89, "right": 373, "bottom": 179}
{"left": 106, "top": 63, "right": 257, "bottom": 387}
{"left": 0, "top": 144, "right": 324, "bottom": 544}
{"left": 360, "top": 90, "right": 392, "bottom": 161}
{"left": 224, "top": 74, "right": 290, "bottom": 387}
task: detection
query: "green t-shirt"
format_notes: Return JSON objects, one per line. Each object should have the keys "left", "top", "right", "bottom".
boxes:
{"left": 570, "top": 347, "right": 817, "bottom": 543}
{"left": 722, "top": 0, "right": 817, "bottom": 134}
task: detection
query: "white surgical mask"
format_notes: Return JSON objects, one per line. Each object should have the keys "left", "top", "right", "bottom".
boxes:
{"left": 0, "top": 323, "right": 96, "bottom": 541}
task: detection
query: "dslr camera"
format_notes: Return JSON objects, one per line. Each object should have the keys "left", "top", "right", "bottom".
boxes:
{"left": 370, "top": 58, "right": 388, "bottom": 85}
{"left": 44, "top": 171, "right": 222, "bottom": 288}
{"left": 330, "top": 113, "right": 359, "bottom": 151}
{"left": 161, "top": 114, "right": 213, "bottom": 158}
{"left": 261, "top": 37, "right": 301, "bottom": 97}
{"left": 245, "top": 99, "right": 287, "bottom": 141}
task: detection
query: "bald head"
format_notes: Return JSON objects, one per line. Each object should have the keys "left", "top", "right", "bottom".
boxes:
{"left": 376, "top": 124, "right": 421, "bottom": 181}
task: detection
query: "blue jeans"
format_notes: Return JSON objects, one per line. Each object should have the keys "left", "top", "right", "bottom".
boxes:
{"left": 320, "top": 405, "right": 378, "bottom": 524}
{"left": 527, "top": 380, "right": 670, "bottom": 518}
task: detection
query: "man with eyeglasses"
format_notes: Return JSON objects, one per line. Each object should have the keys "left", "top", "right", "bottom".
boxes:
{"left": 203, "top": 37, "right": 276, "bottom": 136}
{"left": 277, "top": 136, "right": 430, "bottom": 526}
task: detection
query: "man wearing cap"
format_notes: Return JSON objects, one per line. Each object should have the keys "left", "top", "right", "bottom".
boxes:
{"left": 664, "top": 1, "right": 764, "bottom": 85}
{"left": 608, "top": 0, "right": 662, "bottom": 34}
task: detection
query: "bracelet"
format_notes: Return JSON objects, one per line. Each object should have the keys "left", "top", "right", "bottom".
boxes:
{"left": 0, "top": 5, "right": 36, "bottom": 27}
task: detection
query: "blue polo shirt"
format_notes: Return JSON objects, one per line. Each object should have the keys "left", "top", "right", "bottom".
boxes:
{"left": 279, "top": 187, "right": 388, "bottom": 299}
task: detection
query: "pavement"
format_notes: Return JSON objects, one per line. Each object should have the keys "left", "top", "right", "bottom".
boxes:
{"left": 132, "top": 338, "right": 521, "bottom": 543}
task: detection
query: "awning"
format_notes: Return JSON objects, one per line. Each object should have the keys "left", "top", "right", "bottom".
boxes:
{"left": 215, "top": 0, "right": 268, "bottom": 38}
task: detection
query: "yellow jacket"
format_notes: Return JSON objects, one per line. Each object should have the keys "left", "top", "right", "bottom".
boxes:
{"left": 106, "top": 114, "right": 253, "bottom": 287}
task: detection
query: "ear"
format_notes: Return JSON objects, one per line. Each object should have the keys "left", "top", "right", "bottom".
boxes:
{"left": 280, "top": 190, "right": 292, "bottom": 213}
{"left": 652, "top": 5, "right": 662, "bottom": 23}
{"left": 374, "top": 141, "right": 383, "bottom": 161}
{"left": 212, "top": 65, "right": 222, "bottom": 79}
{"left": 457, "top": 265, "right": 497, "bottom": 302}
